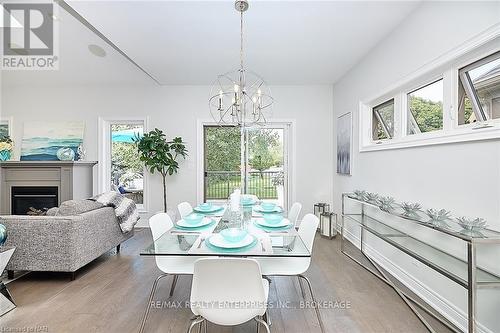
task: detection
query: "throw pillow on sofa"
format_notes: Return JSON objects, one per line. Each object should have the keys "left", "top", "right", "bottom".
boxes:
{"left": 56, "top": 199, "right": 104, "bottom": 216}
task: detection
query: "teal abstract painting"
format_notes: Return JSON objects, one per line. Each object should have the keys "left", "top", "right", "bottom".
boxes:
{"left": 20, "top": 121, "right": 84, "bottom": 161}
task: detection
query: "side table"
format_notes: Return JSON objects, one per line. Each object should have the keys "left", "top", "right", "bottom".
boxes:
{"left": 0, "top": 246, "right": 16, "bottom": 316}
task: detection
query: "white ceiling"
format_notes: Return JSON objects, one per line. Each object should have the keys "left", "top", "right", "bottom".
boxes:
{"left": 3, "top": 0, "right": 421, "bottom": 86}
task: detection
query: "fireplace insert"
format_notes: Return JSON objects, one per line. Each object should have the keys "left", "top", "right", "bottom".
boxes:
{"left": 11, "top": 186, "right": 59, "bottom": 215}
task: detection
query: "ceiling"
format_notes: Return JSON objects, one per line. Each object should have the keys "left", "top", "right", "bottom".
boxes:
{"left": 3, "top": 0, "right": 421, "bottom": 86}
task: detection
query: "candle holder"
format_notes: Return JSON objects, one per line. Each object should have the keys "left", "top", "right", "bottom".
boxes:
{"left": 320, "top": 212, "right": 337, "bottom": 239}
{"left": 314, "top": 203, "right": 330, "bottom": 232}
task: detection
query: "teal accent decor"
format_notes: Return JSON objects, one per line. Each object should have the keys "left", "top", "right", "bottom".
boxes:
{"left": 0, "top": 224, "right": 7, "bottom": 246}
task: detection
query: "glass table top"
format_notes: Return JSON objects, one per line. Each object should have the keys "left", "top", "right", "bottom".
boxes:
{"left": 141, "top": 205, "right": 311, "bottom": 258}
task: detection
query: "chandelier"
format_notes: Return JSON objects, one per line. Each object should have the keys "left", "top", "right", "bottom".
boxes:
{"left": 209, "top": 0, "right": 273, "bottom": 127}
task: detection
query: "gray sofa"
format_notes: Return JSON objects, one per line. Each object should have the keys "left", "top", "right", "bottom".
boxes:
{"left": 0, "top": 201, "right": 134, "bottom": 280}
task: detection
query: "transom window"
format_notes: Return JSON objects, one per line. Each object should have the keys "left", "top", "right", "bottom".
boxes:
{"left": 372, "top": 99, "right": 394, "bottom": 141}
{"left": 407, "top": 79, "right": 443, "bottom": 135}
{"left": 359, "top": 36, "right": 500, "bottom": 152}
{"left": 459, "top": 51, "right": 500, "bottom": 124}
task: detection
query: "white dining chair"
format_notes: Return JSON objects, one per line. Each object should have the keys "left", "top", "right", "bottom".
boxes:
{"left": 256, "top": 213, "right": 324, "bottom": 332}
{"left": 139, "top": 212, "right": 198, "bottom": 333}
{"left": 288, "top": 202, "right": 302, "bottom": 226}
{"left": 178, "top": 201, "right": 194, "bottom": 219}
{"left": 188, "top": 257, "right": 270, "bottom": 333}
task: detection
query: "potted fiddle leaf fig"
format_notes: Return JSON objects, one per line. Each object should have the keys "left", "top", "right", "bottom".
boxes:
{"left": 134, "top": 128, "right": 188, "bottom": 212}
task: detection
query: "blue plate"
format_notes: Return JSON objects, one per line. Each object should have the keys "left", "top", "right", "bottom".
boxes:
{"left": 175, "top": 219, "right": 216, "bottom": 231}
{"left": 193, "top": 205, "right": 224, "bottom": 214}
{"left": 253, "top": 220, "right": 293, "bottom": 232}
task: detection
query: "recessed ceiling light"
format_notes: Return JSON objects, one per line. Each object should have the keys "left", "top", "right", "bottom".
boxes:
{"left": 88, "top": 44, "right": 106, "bottom": 57}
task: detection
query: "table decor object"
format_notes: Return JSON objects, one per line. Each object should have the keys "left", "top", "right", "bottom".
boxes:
{"left": 365, "top": 192, "right": 379, "bottom": 203}
{"left": 220, "top": 228, "right": 248, "bottom": 243}
{"left": 0, "top": 224, "right": 6, "bottom": 246}
{"left": 456, "top": 217, "right": 487, "bottom": 231}
{"left": 400, "top": 202, "right": 422, "bottom": 217}
{"left": 353, "top": 190, "right": 367, "bottom": 201}
{"left": 425, "top": 208, "right": 452, "bottom": 227}
{"left": 377, "top": 196, "right": 395, "bottom": 212}
{"left": 0, "top": 136, "right": 13, "bottom": 161}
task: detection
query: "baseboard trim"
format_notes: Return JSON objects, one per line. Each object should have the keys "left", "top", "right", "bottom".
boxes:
{"left": 342, "top": 228, "right": 493, "bottom": 333}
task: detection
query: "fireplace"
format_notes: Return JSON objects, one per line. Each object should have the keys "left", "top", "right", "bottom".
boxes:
{"left": 11, "top": 186, "right": 59, "bottom": 215}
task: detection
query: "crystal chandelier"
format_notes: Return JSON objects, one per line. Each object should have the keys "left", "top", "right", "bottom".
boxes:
{"left": 209, "top": 0, "right": 273, "bottom": 127}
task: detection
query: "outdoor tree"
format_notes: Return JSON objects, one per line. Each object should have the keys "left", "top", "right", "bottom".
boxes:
{"left": 249, "top": 129, "right": 281, "bottom": 177}
{"left": 409, "top": 96, "right": 443, "bottom": 133}
{"left": 134, "top": 128, "right": 187, "bottom": 212}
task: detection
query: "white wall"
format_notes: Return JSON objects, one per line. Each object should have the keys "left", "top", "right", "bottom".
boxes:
{"left": 1, "top": 84, "right": 334, "bottom": 226}
{"left": 333, "top": 1, "right": 500, "bottom": 332}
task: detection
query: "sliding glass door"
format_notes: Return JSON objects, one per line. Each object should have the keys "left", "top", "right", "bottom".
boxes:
{"left": 203, "top": 124, "right": 289, "bottom": 208}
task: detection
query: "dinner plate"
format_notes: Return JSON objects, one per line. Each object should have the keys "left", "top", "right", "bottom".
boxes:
{"left": 254, "top": 205, "right": 283, "bottom": 213}
{"left": 176, "top": 217, "right": 213, "bottom": 229}
{"left": 254, "top": 218, "right": 292, "bottom": 228}
{"left": 206, "top": 233, "right": 255, "bottom": 249}
{"left": 193, "top": 205, "right": 224, "bottom": 214}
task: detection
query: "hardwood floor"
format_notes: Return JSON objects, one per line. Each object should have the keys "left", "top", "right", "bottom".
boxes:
{"left": 2, "top": 229, "right": 452, "bottom": 333}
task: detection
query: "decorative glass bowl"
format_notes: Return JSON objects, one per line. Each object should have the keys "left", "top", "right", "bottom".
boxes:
{"left": 400, "top": 202, "right": 422, "bottom": 217}
{"left": 184, "top": 213, "right": 204, "bottom": 225}
{"left": 365, "top": 192, "right": 379, "bottom": 203}
{"left": 263, "top": 214, "right": 283, "bottom": 225}
{"left": 456, "top": 217, "right": 487, "bottom": 231}
{"left": 56, "top": 147, "right": 75, "bottom": 161}
{"left": 198, "top": 203, "right": 212, "bottom": 210}
{"left": 221, "top": 228, "right": 248, "bottom": 243}
{"left": 426, "top": 209, "right": 451, "bottom": 222}
{"left": 261, "top": 202, "right": 276, "bottom": 211}
{"left": 353, "top": 190, "right": 367, "bottom": 201}
{"left": 378, "top": 196, "right": 396, "bottom": 212}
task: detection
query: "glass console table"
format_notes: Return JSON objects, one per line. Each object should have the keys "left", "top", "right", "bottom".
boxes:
{"left": 341, "top": 193, "right": 500, "bottom": 333}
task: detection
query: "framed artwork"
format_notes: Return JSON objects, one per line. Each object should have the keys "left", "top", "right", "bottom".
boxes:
{"left": 0, "top": 117, "right": 12, "bottom": 138}
{"left": 20, "top": 121, "right": 85, "bottom": 161}
{"left": 337, "top": 112, "right": 352, "bottom": 175}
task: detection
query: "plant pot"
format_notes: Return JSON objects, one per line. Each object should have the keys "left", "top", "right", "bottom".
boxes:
{"left": 0, "top": 150, "right": 11, "bottom": 161}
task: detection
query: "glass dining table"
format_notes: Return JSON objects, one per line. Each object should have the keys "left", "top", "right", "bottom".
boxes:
{"left": 139, "top": 204, "right": 319, "bottom": 333}
{"left": 140, "top": 204, "right": 310, "bottom": 258}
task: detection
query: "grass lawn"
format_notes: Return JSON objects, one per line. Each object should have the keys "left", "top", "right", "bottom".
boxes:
{"left": 206, "top": 175, "right": 277, "bottom": 199}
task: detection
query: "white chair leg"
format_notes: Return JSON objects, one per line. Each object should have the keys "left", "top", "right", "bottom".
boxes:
{"left": 139, "top": 273, "right": 170, "bottom": 333}
{"left": 298, "top": 274, "right": 325, "bottom": 333}
{"left": 255, "top": 316, "right": 271, "bottom": 333}
{"left": 169, "top": 274, "right": 179, "bottom": 296}
{"left": 297, "top": 276, "right": 306, "bottom": 299}
{"left": 263, "top": 310, "right": 272, "bottom": 327}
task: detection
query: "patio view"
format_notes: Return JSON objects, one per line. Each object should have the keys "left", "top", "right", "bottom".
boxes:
{"left": 204, "top": 126, "right": 285, "bottom": 203}
{"left": 110, "top": 124, "right": 144, "bottom": 204}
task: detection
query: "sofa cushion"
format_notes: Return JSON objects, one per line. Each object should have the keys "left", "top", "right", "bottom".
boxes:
{"left": 56, "top": 199, "right": 104, "bottom": 216}
{"left": 46, "top": 207, "right": 59, "bottom": 216}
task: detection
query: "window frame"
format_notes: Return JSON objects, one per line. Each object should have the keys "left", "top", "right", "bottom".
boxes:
{"left": 358, "top": 29, "right": 500, "bottom": 152}
{"left": 98, "top": 116, "right": 149, "bottom": 213}
{"left": 458, "top": 50, "right": 500, "bottom": 122}
{"left": 406, "top": 78, "right": 445, "bottom": 136}
{"left": 372, "top": 99, "right": 395, "bottom": 142}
